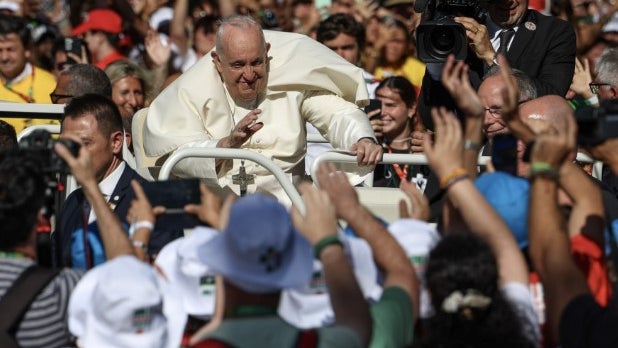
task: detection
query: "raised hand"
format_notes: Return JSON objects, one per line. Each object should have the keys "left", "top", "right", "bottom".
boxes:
{"left": 218, "top": 109, "right": 264, "bottom": 148}
{"left": 184, "top": 183, "right": 235, "bottom": 230}
{"left": 145, "top": 29, "right": 172, "bottom": 68}
{"left": 423, "top": 107, "right": 464, "bottom": 179}
{"left": 399, "top": 179, "right": 430, "bottom": 221}
{"left": 441, "top": 54, "right": 484, "bottom": 119}
{"left": 290, "top": 182, "right": 338, "bottom": 245}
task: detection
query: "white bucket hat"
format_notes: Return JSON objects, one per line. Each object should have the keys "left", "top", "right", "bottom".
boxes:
{"left": 197, "top": 194, "right": 313, "bottom": 293}
{"left": 68, "top": 255, "right": 183, "bottom": 348}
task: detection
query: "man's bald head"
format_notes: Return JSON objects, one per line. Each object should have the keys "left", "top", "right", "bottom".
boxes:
{"left": 519, "top": 95, "right": 573, "bottom": 133}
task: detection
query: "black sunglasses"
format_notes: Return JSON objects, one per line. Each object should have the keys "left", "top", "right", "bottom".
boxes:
{"left": 49, "top": 92, "right": 74, "bottom": 104}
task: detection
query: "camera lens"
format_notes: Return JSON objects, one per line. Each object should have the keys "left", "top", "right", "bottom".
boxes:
{"left": 430, "top": 26, "right": 455, "bottom": 54}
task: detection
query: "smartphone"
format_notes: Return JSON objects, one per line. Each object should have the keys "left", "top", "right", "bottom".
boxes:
{"left": 364, "top": 99, "right": 382, "bottom": 119}
{"left": 491, "top": 133, "right": 518, "bottom": 175}
{"left": 64, "top": 37, "right": 85, "bottom": 65}
{"left": 141, "top": 179, "right": 200, "bottom": 214}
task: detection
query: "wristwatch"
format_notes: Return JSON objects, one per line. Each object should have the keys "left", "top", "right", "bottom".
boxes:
{"left": 358, "top": 137, "right": 378, "bottom": 144}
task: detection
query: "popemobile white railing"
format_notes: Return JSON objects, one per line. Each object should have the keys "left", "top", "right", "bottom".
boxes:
{"left": 310, "top": 151, "right": 601, "bottom": 185}
{"left": 158, "top": 147, "right": 306, "bottom": 215}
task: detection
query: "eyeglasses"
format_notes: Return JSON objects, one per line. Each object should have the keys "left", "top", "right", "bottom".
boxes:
{"left": 589, "top": 82, "right": 612, "bottom": 95}
{"left": 484, "top": 99, "right": 530, "bottom": 118}
{"left": 484, "top": 107, "right": 503, "bottom": 118}
{"left": 49, "top": 92, "right": 74, "bottom": 104}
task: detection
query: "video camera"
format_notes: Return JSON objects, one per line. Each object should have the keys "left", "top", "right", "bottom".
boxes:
{"left": 415, "top": 0, "right": 490, "bottom": 63}
{"left": 576, "top": 100, "right": 618, "bottom": 146}
{"left": 19, "top": 129, "right": 80, "bottom": 177}
{"left": 18, "top": 130, "right": 80, "bottom": 268}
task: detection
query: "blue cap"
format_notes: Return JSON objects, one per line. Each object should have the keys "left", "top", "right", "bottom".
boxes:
{"left": 474, "top": 171, "right": 530, "bottom": 249}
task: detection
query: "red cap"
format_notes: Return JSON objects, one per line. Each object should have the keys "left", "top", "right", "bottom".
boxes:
{"left": 72, "top": 9, "right": 122, "bottom": 36}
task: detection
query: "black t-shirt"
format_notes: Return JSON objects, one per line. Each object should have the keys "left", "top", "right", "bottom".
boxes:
{"left": 559, "top": 293, "right": 618, "bottom": 348}
{"left": 372, "top": 148, "right": 445, "bottom": 222}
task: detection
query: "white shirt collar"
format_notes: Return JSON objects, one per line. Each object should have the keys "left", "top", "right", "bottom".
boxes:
{"left": 99, "top": 161, "right": 126, "bottom": 199}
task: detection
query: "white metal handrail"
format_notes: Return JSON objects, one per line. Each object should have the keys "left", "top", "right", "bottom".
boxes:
{"left": 311, "top": 151, "right": 602, "bottom": 185}
{"left": 158, "top": 148, "right": 305, "bottom": 214}
{"left": 0, "top": 101, "right": 64, "bottom": 119}
{"left": 310, "top": 152, "right": 491, "bottom": 186}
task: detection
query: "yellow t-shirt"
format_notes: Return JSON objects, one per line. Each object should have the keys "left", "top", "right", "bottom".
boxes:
{"left": 374, "top": 57, "right": 426, "bottom": 91}
{"left": 0, "top": 65, "right": 58, "bottom": 134}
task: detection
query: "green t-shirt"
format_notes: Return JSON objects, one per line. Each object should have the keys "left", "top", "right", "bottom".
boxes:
{"left": 370, "top": 286, "right": 415, "bottom": 348}
{"left": 200, "top": 315, "right": 362, "bottom": 348}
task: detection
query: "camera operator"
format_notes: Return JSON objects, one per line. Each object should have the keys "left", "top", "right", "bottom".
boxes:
{"left": 53, "top": 94, "right": 182, "bottom": 270}
{"left": 0, "top": 137, "right": 137, "bottom": 347}
{"left": 417, "top": 0, "right": 576, "bottom": 132}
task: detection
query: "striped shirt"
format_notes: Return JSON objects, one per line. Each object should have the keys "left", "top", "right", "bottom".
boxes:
{"left": 0, "top": 257, "right": 83, "bottom": 348}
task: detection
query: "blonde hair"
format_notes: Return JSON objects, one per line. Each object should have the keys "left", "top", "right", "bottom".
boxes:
{"left": 104, "top": 60, "right": 153, "bottom": 103}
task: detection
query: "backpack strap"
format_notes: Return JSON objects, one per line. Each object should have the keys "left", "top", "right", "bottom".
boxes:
{"left": 0, "top": 265, "right": 60, "bottom": 348}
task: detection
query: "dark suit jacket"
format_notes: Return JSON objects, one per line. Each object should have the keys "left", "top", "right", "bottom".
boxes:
{"left": 419, "top": 9, "right": 576, "bottom": 130}
{"left": 53, "top": 164, "right": 183, "bottom": 267}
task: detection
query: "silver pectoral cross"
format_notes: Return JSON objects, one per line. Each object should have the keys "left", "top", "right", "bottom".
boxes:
{"left": 232, "top": 162, "right": 255, "bottom": 196}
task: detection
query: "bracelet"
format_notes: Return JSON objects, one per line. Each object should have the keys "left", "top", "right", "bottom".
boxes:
{"left": 314, "top": 235, "right": 343, "bottom": 259}
{"left": 133, "top": 220, "right": 154, "bottom": 231}
{"left": 442, "top": 174, "right": 469, "bottom": 191}
{"left": 439, "top": 168, "right": 467, "bottom": 188}
{"left": 584, "top": 95, "right": 599, "bottom": 106}
{"left": 529, "top": 162, "right": 559, "bottom": 181}
{"left": 463, "top": 140, "right": 483, "bottom": 151}
{"left": 132, "top": 240, "right": 148, "bottom": 252}
{"left": 358, "top": 137, "right": 378, "bottom": 145}
{"left": 129, "top": 220, "right": 154, "bottom": 237}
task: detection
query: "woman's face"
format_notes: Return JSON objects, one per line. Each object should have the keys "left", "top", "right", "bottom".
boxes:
{"left": 127, "top": 0, "right": 146, "bottom": 14}
{"left": 376, "top": 86, "right": 415, "bottom": 139}
{"left": 112, "top": 76, "right": 144, "bottom": 118}
{"left": 383, "top": 27, "right": 408, "bottom": 65}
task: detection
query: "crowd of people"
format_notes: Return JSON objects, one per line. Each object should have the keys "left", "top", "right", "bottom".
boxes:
{"left": 0, "top": 0, "right": 617, "bottom": 347}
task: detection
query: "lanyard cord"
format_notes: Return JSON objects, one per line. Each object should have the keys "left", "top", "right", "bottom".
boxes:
{"left": 4, "top": 67, "right": 35, "bottom": 103}
{"left": 384, "top": 141, "right": 410, "bottom": 182}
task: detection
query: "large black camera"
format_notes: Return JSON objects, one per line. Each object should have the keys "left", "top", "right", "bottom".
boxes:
{"left": 19, "top": 129, "right": 80, "bottom": 175}
{"left": 18, "top": 130, "right": 80, "bottom": 268}
{"left": 576, "top": 100, "right": 618, "bottom": 146}
{"left": 415, "top": 0, "right": 489, "bottom": 63}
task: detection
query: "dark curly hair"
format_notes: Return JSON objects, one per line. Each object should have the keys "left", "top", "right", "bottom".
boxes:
{"left": 0, "top": 150, "right": 45, "bottom": 251}
{"left": 423, "top": 233, "right": 534, "bottom": 348}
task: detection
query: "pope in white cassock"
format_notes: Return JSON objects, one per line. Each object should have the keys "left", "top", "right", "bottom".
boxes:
{"left": 132, "top": 15, "right": 382, "bottom": 203}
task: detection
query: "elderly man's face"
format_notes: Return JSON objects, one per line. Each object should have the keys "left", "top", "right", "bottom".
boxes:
{"left": 213, "top": 26, "right": 270, "bottom": 109}
{"left": 480, "top": 75, "right": 509, "bottom": 137}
